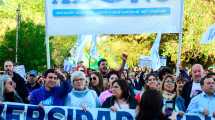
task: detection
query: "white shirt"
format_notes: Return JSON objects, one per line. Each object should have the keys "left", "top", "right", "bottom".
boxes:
{"left": 190, "top": 82, "right": 202, "bottom": 98}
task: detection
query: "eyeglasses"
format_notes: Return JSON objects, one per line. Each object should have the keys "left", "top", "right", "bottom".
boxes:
{"left": 90, "top": 77, "right": 97, "bottom": 81}
{"left": 47, "top": 76, "right": 58, "bottom": 80}
{"left": 206, "top": 82, "right": 215, "bottom": 85}
{"left": 5, "top": 65, "right": 13, "bottom": 67}
{"left": 73, "top": 78, "right": 84, "bottom": 82}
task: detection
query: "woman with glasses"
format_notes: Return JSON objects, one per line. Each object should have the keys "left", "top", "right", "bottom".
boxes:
{"left": 89, "top": 71, "right": 104, "bottom": 96}
{"left": 135, "top": 73, "right": 160, "bottom": 103}
{"left": 65, "top": 71, "right": 100, "bottom": 109}
{"left": 102, "top": 80, "right": 137, "bottom": 111}
{"left": 0, "top": 74, "right": 23, "bottom": 103}
{"left": 161, "top": 74, "right": 177, "bottom": 118}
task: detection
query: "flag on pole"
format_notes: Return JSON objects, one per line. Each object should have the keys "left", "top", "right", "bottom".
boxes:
{"left": 74, "top": 35, "right": 87, "bottom": 65}
{"left": 200, "top": 24, "right": 215, "bottom": 44}
{"left": 150, "top": 33, "right": 162, "bottom": 70}
{"left": 90, "top": 34, "right": 98, "bottom": 59}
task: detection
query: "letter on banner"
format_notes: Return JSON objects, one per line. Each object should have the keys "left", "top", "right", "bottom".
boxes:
{"left": 0, "top": 104, "right": 4, "bottom": 115}
{"left": 181, "top": 114, "right": 213, "bottom": 120}
{"left": 26, "top": 106, "right": 45, "bottom": 120}
{"left": 76, "top": 109, "right": 93, "bottom": 120}
{"left": 6, "top": 104, "right": 25, "bottom": 120}
{"left": 97, "top": 111, "right": 111, "bottom": 120}
{"left": 67, "top": 109, "right": 73, "bottom": 120}
{"left": 116, "top": 111, "right": 134, "bottom": 120}
{"left": 48, "top": 107, "right": 65, "bottom": 120}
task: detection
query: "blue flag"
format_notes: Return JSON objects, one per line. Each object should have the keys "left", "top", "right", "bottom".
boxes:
{"left": 74, "top": 35, "right": 88, "bottom": 65}
{"left": 90, "top": 34, "right": 98, "bottom": 59}
{"left": 200, "top": 24, "right": 215, "bottom": 44}
{"left": 150, "top": 33, "right": 162, "bottom": 70}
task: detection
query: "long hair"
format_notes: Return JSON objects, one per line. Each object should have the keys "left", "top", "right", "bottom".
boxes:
{"left": 89, "top": 71, "right": 104, "bottom": 93}
{"left": 112, "top": 80, "right": 130, "bottom": 100}
{"left": 136, "top": 89, "right": 164, "bottom": 120}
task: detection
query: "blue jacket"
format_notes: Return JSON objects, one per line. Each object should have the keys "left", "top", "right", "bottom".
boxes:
{"left": 30, "top": 80, "right": 71, "bottom": 106}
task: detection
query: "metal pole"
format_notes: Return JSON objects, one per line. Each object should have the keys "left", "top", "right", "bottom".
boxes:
{"left": 176, "top": 0, "right": 185, "bottom": 76}
{"left": 176, "top": 32, "right": 183, "bottom": 75}
{"left": 15, "top": 4, "right": 20, "bottom": 64}
{"left": 45, "top": 0, "right": 51, "bottom": 68}
{"left": 45, "top": 35, "right": 51, "bottom": 69}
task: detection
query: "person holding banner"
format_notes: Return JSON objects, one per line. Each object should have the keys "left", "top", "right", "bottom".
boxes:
{"left": 0, "top": 74, "right": 23, "bottom": 103}
{"left": 4, "top": 60, "right": 29, "bottom": 103}
{"left": 99, "top": 70, "right": 120, "bottom": 104}
{"left": 136, "top": 89, "right": 170, "bottom": 120}
{"left": 102, "top": 80, "right": 137, "bottom": 111}
{"left": 161, "top": 75, "right": 177, "bottom": 117}
{"left": 65, "top": 71, "right": 100, "bottom": 110}
{"left": 186, "top": 75, "right": 215, "bottom": 117}
{"left": 29, "top": 69, "right": 71, "bottom": 106}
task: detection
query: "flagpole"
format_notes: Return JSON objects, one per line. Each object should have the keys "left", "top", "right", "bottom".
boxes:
{"left": 15, "top": 4, "right": 20, "bottom": 64}
{"left": 89, "top": 54, "right": 91, "bottom": 69}
{"left": 176, "top": 0, "right": 185, "bottom": 76}
{"left": 45, "top": 0, "right": 51, "bottom": 68}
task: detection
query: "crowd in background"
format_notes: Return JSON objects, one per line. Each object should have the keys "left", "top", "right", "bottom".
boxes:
{"left": 0, "top": 54, "right": 215, "bottom": 120}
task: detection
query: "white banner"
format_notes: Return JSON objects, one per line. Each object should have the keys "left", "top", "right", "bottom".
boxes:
{"left": 181, "top": 113, "right": 215, "bottom": 120}
{"left": 14, "top": 65, "right": 26, "bottom": 79}
{"left": 0, "top": 102, "right": 135, "bottom": 120}
{"left": 46, "top": 0, "right": 183, "bottom": 35}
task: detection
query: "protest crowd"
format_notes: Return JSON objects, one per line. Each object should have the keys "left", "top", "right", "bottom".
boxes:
{"left": 0, "top": 53, "right": 215, "bottom": 120}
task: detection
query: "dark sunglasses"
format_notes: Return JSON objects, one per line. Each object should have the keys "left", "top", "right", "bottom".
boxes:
{"left": 90, "top": 77, "right": 97, "bottom": 81}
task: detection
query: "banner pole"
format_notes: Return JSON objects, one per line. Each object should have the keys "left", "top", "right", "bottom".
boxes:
{"left": 45, "top": 35, "right": 51, "bottom": 69}
{"left": 176, "top": 0, "right": 185, "bottom": 76}
{"left": 45, "top": 0, "right": 51, "bottom": 69}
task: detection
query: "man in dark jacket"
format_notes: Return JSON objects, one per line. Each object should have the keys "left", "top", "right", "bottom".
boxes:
{"left": 181, "top": 64, "right": 204, "bottom": 109}
{"left": 4, "top": 60, "right": 29, "bottom": 103}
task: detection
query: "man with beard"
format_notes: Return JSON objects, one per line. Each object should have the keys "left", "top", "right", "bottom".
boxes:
{"left": 4, "top": 60, "right": 29, "bottom": 103}
{"left": 98, "top": 53, "right": 128, "bottom": 79}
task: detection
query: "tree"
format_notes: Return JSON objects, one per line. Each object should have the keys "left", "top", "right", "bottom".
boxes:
{"left": 0, "top": 20, "right": 46, "bottom": 71}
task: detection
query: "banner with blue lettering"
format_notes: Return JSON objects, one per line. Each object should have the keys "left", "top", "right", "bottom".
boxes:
{"left": 181, "top": 113, "right": 215, "bottom": 120}
{"left": 46, "top": 0, "right": 183, "bottom": 35}
{"left": 0, "top": 102, "right": 135, "bottom": 120}
{"left": 1, "top": 103, "right": 215, "bottom": 120}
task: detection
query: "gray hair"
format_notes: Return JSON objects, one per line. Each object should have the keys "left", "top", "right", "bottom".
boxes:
{"left": 70, "top": 71, "right": 86, "bottom": 83}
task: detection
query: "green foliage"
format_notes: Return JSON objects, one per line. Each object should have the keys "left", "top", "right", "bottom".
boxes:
{"left": 0, "top": 0, "right": 214, "bottom": 71}
{"left": 98, "top": 0, "right": 215, "bottom": 68}
{"left": 50, "top": 36, "right": 76, "bottom": 67}
{"left": 0, "top": 20, "right": 46, "bottom": 71}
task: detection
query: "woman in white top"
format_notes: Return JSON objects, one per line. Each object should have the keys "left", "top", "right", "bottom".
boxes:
{"left": 65, "top": 71, "right": 100, "bottom": 109}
